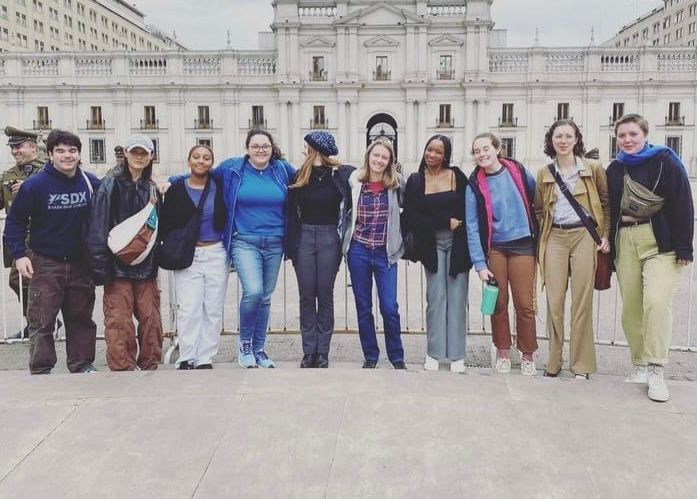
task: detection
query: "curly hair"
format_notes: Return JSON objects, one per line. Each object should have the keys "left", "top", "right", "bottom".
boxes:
{"left": 544, "top": 119, "right": 585, "bottom": 158}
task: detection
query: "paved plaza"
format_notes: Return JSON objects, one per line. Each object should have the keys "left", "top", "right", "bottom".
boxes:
{"left": 1, "top": 334, "right": 697, "bottom": 498}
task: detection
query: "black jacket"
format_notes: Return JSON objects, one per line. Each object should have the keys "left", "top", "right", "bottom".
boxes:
{"left": 607, "top": 150, "right": 694, "bottom": 267}
{"left": 85, "top": 166, "right": 161, "bottom": 285}
{"left": 286, "top": 164, "right": 355, "bottom": 264}
{"left": 467, "top": 158, "right": 538, "bottom": 263}
{"left": 402, "top": 166, "right": 471, "bottom": 276}
{"left": 158, "top": 177, "right": 226, "bottom": 243}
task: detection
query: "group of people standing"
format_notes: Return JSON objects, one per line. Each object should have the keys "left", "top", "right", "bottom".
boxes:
{"left": 0, "top": 113, "right": 693, "bottom": 403}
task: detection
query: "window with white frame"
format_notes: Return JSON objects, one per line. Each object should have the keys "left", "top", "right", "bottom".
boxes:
{"left": 89, "top": 138, "right": 105, "bottom": 163}
{"left": 666, "top": 136, "right": 682, "bottom": 157}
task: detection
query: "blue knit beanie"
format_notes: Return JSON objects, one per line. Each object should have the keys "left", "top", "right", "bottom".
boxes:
{"left": 304, "top": 130, "right": 338, "bottom": 157}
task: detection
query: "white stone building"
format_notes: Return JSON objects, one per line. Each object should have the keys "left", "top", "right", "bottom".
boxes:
{"left": 1, "top": 0, "right": 696, "bottom": 178}
{"left": 605, "top": 0, "right": 697, "bottom": 48}
{"left": 0, "top": 0, "right": 184, "bottom": 53}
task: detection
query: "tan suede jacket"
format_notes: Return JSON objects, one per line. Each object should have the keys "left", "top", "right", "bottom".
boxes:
{"left": 534, "top": 157, "right": 610, "bottom": 286}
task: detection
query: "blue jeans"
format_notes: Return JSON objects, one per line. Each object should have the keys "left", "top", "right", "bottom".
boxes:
{"left": 230, "top": 234, "right": 284, "bottom": 353}
{"left": 346, "top": 241, "right": 404, "bottom": 363}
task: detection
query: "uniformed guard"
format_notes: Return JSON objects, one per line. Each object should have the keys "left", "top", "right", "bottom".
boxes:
{"left": 1, "top": 126, "right": 45, "bottom": 339}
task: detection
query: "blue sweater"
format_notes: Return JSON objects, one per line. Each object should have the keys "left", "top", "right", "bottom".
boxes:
{"left": 234, "top": 162, "right": 286, "bottom": 236}
{"left": 4, "top": 163, "right": 101, "bottom": 260}
{"left": 465, "top": 167, "right": 535, "bottom": 272}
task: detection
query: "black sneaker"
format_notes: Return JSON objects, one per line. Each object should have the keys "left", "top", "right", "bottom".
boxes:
{"left": 362, "top": 360, "right": 377, "bottom": 369}
{"left": 392, "top": 361, "right": 407, "bottom": 370}
{"left": 80, "top": 363, "right": 98, "bottom": 374}
{"left": 177, "top": 361, "right": 194, "bottom": 370}
{"left": 195, "top": 363, "right": 213, "bottom": 369}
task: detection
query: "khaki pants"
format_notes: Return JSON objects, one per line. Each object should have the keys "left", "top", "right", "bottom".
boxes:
{"left": 103, "top": 278, "right": 163, "bottom": 371}
{"left": 543, "top": 228, "right": 597, "bottom": 375}
{"left": 488, "top": 250, "right": 537, "bottom": 354}
{"left": 615, "top": 224, "right": 683, "bottom": 366}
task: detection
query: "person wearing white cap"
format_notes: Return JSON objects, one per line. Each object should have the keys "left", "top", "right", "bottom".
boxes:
{"left": 85, "top": 134, "right": 163, "bottom": 371}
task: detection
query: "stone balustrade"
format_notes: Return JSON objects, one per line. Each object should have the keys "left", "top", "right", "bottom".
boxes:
{"left": 426, "top": 5, "right": 467, "bottom": 16}
{"left": 298, "top": 6, "right": 337, "bottom": 17}
{"left": 0, "top": 47, "right": 695, "bottom": 83}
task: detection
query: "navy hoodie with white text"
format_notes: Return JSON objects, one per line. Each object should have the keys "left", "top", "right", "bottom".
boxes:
{"left": 3, "top": 162, "right": 101, "bottom": 260}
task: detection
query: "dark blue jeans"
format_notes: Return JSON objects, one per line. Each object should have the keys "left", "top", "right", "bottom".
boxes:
{"left": 346, "top": 241, "right": 404, "bottom": 364}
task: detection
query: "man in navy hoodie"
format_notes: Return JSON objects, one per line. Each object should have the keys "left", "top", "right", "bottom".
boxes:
{"left": 3, "top": 129, "right": 101, "bottom": 374}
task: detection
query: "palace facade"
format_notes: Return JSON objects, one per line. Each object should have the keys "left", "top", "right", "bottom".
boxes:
{"left": 1, "top": 0, "right": 696, "bottom": 177}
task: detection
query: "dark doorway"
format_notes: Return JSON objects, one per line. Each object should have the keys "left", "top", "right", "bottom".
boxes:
{"left": 366, "top": 113, "right": 398, "bottom": 161}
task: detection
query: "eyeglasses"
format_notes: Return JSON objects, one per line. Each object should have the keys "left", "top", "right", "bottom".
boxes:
{"left": 249, "top": 144, "right": 271, "bottom": 152}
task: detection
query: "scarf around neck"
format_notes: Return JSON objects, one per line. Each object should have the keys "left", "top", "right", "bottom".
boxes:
{"left": 617, "top": 143, "right": 686, "bottom": 170}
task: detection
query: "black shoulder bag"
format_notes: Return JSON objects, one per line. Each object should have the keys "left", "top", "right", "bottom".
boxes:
{"left": 159, "top": 180, "right": 210, "bottom": 271}
{"left": 548, "top": 164, "right": 610, "bottom": 290}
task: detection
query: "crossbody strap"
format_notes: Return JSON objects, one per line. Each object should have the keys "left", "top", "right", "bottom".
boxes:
{"left": 547, "top": 164, "right": 601, "bottom": 245}
{"left": 623, "top": 162, "right": 663, "bottom": 192}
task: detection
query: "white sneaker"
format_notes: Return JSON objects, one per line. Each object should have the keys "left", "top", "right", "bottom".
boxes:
{"left": 423, "top": 355, "right": 439, "bottom": 371}
{"left": 624, "top": 365, "right": 648, "bottom": 384}
{"left": 647, "top": 365, "right": 670, "bottom": 402}
{"left": 494, "top": 357, "right": 511, "bottom": 374}
{"left": 521, "top": 358, "right": 537, "bottom": 376}
{"left": 450, "top": 359, "right": 466, "bottom": 373}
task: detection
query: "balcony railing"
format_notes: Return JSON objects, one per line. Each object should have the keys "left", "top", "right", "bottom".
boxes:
{"left": 665, "top": 115, "right": 685, "bottom": 126}
{"left": 140, "top": 119, "right": 159, "bottom": 130}
{"left": 373, "top": 70, "right": 391, "bottom": 81}
{"left": 436, "top": 118, "right": 454, "bottom": 128}
{"left": 249, "top": 119, "right": 267, "bottom": 129}
{"left": 436, "top": 69, "right": 454, "bottom": 80}
{"left": 86, "top": 120, "right": 105, "bottom": 130}
{"left": 498, "top": 117, "right": 518, "bottom": 127}
{"left": 309, "top": 119, "right": 329, "bottom": 129}
{"left": 32, "top": 120, "right": 51, "bottom": 130}
{"left": 194, "top": 119, "right": 213, "bottom": 130}
{"left": 309, "top": 70, "right": 327, "bottom": 81}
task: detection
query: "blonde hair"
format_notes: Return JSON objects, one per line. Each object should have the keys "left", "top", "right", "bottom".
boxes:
{"left": 357, "top": 138, "right": 399, "bottom": 190}
{"left": 289, "top": 145, "right": 341, "bottom": 189}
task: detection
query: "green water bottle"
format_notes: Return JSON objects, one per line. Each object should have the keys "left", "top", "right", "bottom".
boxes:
{"left": 480, "top": 278, "right": 499, "bottom": 316}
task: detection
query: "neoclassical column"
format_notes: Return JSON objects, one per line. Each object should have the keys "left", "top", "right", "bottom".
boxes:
{"left": 278, "top": 100, "right": 290, "bottom": 155}
{"left": 405, "top": 99, "right": 416, "bottom": 163}
{"left": 349, "top": 99, "right": 359, "bottom": 164}
{"left": 291, "top": 101, "right": 301, "bottom": 164}
{"left": 417, "top": 99, "right": 427, "bottom": 147}
{"left": 337, "top": 99, "right": 348, "bottom": 158}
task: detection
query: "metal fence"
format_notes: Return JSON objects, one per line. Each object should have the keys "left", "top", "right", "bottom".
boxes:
{"left": 1, "top": 215, "right": 696, "bottom": 354}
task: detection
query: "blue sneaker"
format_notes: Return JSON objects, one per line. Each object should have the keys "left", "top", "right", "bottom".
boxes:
{"left": 238, "top": 341, "right": 257, "bottom": 369}
{"left": 254, "top": 351, "right": 275, "bottom": 368}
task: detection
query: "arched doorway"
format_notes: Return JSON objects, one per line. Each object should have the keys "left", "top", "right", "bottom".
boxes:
{"left": 366, "top": 113, "right": 398, "bottom": 162}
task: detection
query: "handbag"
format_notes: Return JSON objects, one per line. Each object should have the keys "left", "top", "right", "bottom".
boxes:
{"left": 159, "top": 180, "right": 210, "bottom": 270}
{"left": 620, "top": 164, "right": 664, "bottom": 220}
{"left": 107, "top": 184, "right": 159, "bottom": 266}
{"left": 548, "top": 164, "right": 611, "bottom": 291}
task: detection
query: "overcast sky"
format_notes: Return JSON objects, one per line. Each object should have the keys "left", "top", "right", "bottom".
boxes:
{"left": 132, "top": 0, "right": 663, "bottom": 50}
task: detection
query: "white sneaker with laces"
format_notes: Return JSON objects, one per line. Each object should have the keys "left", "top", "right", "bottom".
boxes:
{"left": 624, "top": 365, "right": 648, "bottom": 384}
{"left": 450, "top": 359, "right": 466, "bottom": 373}
{"left": 423, "top": 355, "right": 439, "bottom": 371}
{"left": 520, "top": 358, "right": 537, "bottom": 376}
{"left": 494, "top": 357, "right": 511, "bottom": 374}
{"left": 647, "top": 364, "right": 669, "bottom": 402}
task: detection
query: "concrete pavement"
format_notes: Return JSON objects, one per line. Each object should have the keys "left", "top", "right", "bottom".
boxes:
{"left": 1, "top": 334, "right": 697, "bottom": 498}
